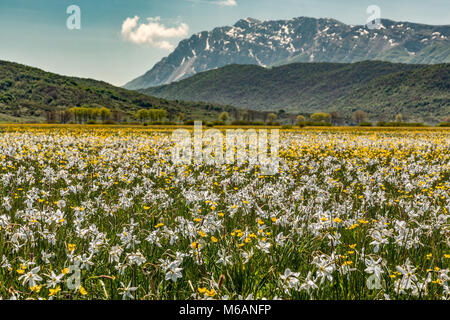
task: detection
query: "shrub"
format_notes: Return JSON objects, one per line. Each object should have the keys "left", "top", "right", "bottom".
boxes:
{"left": 102, "top": 120, "right": 117, "bottom": 125}
{"left": 359, "top": 121, "right": 373, "bottom": 127}
{"left": 231, "top": 120, "right": 249, "bottom": 126}
{"left": 250, "top": 121, "right": 265, "bottom": 126}
{"left": 438, "top": 122, "right": 450, "bottom": 127}
{"left": 310, "top": 112, "right": 331, "bottom": 123}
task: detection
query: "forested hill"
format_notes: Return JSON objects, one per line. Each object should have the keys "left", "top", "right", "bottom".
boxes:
{"left": 142, "top": 61, "right": 450, "bottom": 123}
{"left": 0, "top": 60, "right": 236, "bottom": 122}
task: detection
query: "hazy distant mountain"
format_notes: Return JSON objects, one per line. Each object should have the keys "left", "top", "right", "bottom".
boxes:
{"left": 141, "top": 61, "right": 450, "bottom": 124}
{"left": 125, "top": 17, "right": 450, "bottom": 90}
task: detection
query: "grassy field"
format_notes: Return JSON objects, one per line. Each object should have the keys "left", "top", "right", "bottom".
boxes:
{"left": 0, "top": 125, "right": 449, "bottom": 300}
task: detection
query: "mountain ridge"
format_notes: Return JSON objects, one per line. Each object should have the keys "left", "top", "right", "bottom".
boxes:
{"left": 124, "top": 16, "right": 450, "bottom": 90}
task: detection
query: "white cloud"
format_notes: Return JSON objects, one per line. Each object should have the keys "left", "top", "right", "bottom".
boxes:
{"left": 121, "top": 16, "right": 189, "bottom": 50}
{"left": 215, "top": 0, "right": 237, "bottom": 6}
{"left": 187, "top": 0, "right": 238, "bottom": 7}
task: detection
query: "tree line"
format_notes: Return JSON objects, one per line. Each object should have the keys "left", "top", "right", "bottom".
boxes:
{"left": 45, "top": 107, "right": 169, "bottom": 124}
{"left": 44, "top": 106, "right": 449, "bottom": 126}
{"left": 135, "top": 109, "right": 168, "bottom": 123}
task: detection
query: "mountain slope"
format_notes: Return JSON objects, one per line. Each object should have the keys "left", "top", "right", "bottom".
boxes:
{"left": 125, "top": 17, "right": 450, "bottom": 89}
{"left": 0, "top": 60, "right": 236, "bottom": 122}
{"left": 141, "top": 61, "right": 450, "bottom": 123}
{"left": 333, "top": 63, "right": 450, "bottom": 123}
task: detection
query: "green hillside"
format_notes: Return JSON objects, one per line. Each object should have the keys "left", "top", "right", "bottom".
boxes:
{"left": 0, "top": 60, "right": 237, "bottom": 122}
{"left": 333, "top": 63, "right": 450, "bottom": 122}
{"left": 142, "top": 61, "right": 450, "bottom": 123}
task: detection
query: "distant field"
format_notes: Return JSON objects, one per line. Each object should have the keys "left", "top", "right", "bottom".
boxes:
{"left": 0, "top": 125, "right": 449, "bottom": 300}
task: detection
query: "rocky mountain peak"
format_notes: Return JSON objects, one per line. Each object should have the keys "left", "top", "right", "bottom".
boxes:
{"left": 123, "top": 16, "right": 449, "bottom": 90}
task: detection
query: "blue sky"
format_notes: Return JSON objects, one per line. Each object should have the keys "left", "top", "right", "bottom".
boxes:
{"left": 0, "top": 0, "right": 448, "bottom": 86}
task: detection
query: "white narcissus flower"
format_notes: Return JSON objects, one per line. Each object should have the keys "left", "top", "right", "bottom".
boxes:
{"left": 216, "top": 250, "right": 233, "bottom": 266}
{"left": 364, "top": 257, "right": 385, "bottom": 280}
{"left": 46, "top": 271, "right": 64, "bottom": 288}
{"left": 164, "top": 260, "right": 183, "bottom": 282}
{"left": 19, "top": 266, "right": 42, "bottom": 288}
{"left": 2, "top": 197, "right": 11, "bottom": 211}
{"left": 300, "top": 271, "right": 319, "bottom": 294}
{"left": 119, "top": 281, "right": 138, "bottom": 300}
{"left": 280, "top": 269, "right": 300, "bottom": 290}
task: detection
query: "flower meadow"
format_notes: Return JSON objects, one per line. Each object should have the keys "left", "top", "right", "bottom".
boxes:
{"left": 0, "top": 125, "right": 449, "bottom": 300}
